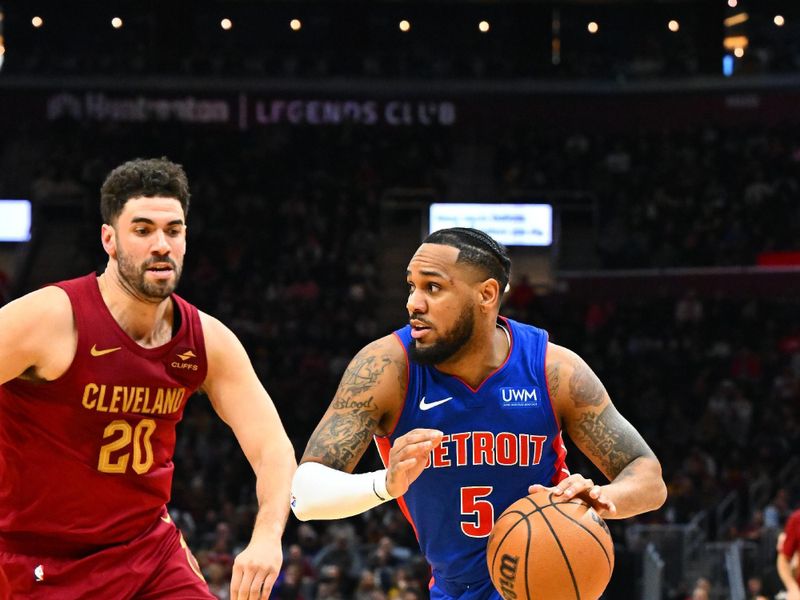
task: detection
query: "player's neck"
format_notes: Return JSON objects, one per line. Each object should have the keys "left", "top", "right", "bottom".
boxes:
{"left": 97, "top": 270, "right": 175, "bottom": 348}
{"left": 435, "top": 321, "right": 510, "bottom": 387}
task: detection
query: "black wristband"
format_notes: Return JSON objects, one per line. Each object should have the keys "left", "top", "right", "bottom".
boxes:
{"left": 372, "top": 476, "right": 387, "bottom": 501}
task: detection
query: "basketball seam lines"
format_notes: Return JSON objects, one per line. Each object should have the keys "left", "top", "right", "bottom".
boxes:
{"left": 524, "top": 495, "right": 581, "bottom": 600}
{"left": 489, "top": 511, "right": 532, "bottom": 600}
{"left": 550, "top": 501, "right": 612, "bottom": 571}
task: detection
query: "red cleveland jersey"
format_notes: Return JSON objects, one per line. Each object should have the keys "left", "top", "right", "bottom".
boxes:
{"left": 781, "top": 508, "right": 800, "bottom": 585}
{"left": 0, "top": 273, "right": 207, "bottom": 556}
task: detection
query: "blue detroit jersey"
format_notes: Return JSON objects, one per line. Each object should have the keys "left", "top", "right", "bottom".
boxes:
{"left": 375, "top": 317, "right": 569, "bottom": 594}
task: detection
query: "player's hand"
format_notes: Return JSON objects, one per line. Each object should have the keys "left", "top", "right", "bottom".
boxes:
{"left": 386, "top": 428, "right": 443, "bottom": 497}
{"left": 230, "top": 536, "right": 282, "bottom": 600}
{"left": 529, "top": 474, "right": 617, "bottom": 519}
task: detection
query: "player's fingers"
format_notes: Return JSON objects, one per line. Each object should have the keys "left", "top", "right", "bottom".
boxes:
{"left": 397, "top": 429, "right": 443, "bottom": 447}
{"left": 561, "top": 477, "right": 593, "bottom": 498}
{"left": 260, "top": 570, "right": 278, "bottom": 599}
{"left": 392, "top": 439, "right": 434, "bottom": 463}
{"left": 230, "top": 564, "right": 244, "bottom": 600}
{"left": 236, "top": 566, "right": 256, "bottom": 600}
{"left": 528, "top": 483, "right": 552, "bottom": 494}
{"left": 392, "top": 457, "right": 423, "bottom": 472}
{"left": 247, "top": 570, "right": 266, "bottom": 600}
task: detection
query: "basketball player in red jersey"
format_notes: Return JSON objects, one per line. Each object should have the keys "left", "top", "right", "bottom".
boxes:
{"left": 778, "top": 507, "right": 800, "bottom": 600}
{"left": 0, "top": 158, "right": 295, "bottom": 600}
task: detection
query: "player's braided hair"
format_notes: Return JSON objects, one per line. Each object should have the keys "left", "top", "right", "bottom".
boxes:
{"left": 423, "top": 227, "right": 511, "bottom": 295}
{"left": 100, "top": 157, "right": 190, "bottom": 224}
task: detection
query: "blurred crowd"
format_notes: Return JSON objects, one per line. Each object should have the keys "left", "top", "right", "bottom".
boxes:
{"left": 1, "top": 111, "right": 799, "bottom": 598}
{"left": 495, "top": 125, "right": 800, "bottom": 268}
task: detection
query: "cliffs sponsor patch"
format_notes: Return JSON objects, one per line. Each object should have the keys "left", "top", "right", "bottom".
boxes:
{"left": 171, "top": 349, "right": 199, "bottom": 371}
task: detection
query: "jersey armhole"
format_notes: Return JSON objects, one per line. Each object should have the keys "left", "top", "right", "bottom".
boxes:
{"left": 542, "top": 333, "right": 562, "bottom": 431}
{"left": 376, "top": 331, "right": 410, "bottom": 439}
{"left": 37, "top": 282, "right": 81, "bottom": 384}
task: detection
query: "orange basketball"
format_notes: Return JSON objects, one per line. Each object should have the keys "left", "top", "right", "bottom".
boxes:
{"left": 486, "top": 490, "right": 614, "bottom": 600}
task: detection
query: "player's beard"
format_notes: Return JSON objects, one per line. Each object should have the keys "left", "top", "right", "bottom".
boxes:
{"left": 409, "top": 303, "right": 475, "bottom": 365}
{"left": 116, "top": 241, "right": 182, "bottom": 303}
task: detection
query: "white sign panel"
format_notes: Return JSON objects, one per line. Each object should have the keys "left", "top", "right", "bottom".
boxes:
{"left": 429, "top": 203, "right": 552, "bottom": 246}
{"left": 0, "top": 200, "right": 32, "bottom": 242}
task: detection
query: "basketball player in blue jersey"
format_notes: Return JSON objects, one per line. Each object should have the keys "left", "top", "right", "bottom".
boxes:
{"left": 291, "top": 227, "right": 667, "bottom": 599}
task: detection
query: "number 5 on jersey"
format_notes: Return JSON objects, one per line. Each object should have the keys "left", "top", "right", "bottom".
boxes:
{"left": 97, "top": 419, "right": 156, "bottom": 474}
{"left": 461, "top": 486, "right": 494, "bottom": 538}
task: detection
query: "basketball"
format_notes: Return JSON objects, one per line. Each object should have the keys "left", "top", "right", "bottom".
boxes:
{"left": 486, "top": 490, "right": 614, "bottom": 600}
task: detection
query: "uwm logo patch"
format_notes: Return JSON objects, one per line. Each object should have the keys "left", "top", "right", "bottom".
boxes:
{"left": 500, "top": 387, "right": 539, "bottom": 408}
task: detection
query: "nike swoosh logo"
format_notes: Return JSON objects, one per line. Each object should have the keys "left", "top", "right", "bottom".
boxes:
{"left": 90, "top": 344, "right": 122, "bottom": 357}
{"left": 419, "top": 396, "right": 453, "bottom": 411}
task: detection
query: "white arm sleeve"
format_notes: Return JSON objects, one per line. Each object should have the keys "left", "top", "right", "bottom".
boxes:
{"left": 290, "top": 461, "right": 394, "bottom": 521}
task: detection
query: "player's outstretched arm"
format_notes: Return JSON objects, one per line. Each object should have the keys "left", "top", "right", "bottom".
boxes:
{"left": 532, "top": 343, "right": 667, "bottom": 520}
{"left": 292, "top": 334, "right": 441, "bottom": 520}
{"left": 200, "top": 313, "right": 296, "bottom": 600}
{"left": 0, "top": 287, "right": 74, "bottom": 385}
{"left": 777, "top": 552, "right": 800, "bottom": 600}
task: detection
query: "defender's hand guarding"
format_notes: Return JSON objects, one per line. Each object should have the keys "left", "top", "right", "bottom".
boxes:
{"left": 230, "top": 537, "right": 282, "bottom": 600}
{"left": 386, "top": 428, "right": 443, "bottom": 498}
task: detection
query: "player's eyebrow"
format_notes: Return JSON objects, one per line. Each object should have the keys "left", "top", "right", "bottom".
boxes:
{"left": 406, "top": 268, "right": 451, "bottom": 281}
{"left": 131, "top": 217, "right": 185, "bottom": 226}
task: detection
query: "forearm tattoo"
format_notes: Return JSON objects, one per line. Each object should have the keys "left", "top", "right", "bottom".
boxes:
{"left": 574, "top": 405, "right": 649, "bottom": 478}
{"left": 303, "top": 346, "right": 393, "bottom": 471}
{"left": 304, "top": 404, "right": 379, "bottom": 471}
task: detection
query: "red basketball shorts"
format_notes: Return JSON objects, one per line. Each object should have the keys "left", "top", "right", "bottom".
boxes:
{"left": 0, "top": 512, "right": 215, "bottom": 599}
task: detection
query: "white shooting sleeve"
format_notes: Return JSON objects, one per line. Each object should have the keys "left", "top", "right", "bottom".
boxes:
{"left": 290, "top": 461, "right": 394, "bottom": 521}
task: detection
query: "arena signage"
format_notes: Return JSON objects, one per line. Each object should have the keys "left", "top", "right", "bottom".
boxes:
{"left": 46, "top": 92, "right": 232, "bottom": 124}
{"left": 42, "top": 92, "right": 457, "bottom": 128}
{"left": 252, "top": 98, "right": 456, "bottom": 126}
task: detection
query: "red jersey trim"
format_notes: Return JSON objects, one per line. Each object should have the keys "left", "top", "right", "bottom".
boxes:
{"left": 379, "top": 332, "right": 410, "bottom": 439}
{"left": 375, "top": 437, "right": 420, "bottom": 542}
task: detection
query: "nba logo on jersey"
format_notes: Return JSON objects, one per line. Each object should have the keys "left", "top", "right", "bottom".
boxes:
{"left": 500, "top": 387, "right": 540, "bottom": 408}
{"left": 34, "top": 565, "right": 44, "bottom": 582}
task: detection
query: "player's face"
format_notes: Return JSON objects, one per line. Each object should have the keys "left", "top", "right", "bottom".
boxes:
{"left": 103, "top": 196, "right": 186, "bottom": 302}
{"left": 406, "top": 243, "right": 480, "bottom": 365}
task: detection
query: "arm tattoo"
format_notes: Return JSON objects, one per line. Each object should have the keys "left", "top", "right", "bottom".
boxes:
{"left": 303, "top": 345, "right": 395, "bottom": 471}
{"left": 304, "top": 405, "right": 379, "bottom": 471}
{"left": 338, "top": 353, "right": 392, "bottom": 399}
{"left": 569, "top": 359, "right": 606, "bottom": 408}
{"left": 573, "top": 405, "right": 650, "bottom": 479}
{"left": 546, "top": 361, "right": 561, "bottom": 399}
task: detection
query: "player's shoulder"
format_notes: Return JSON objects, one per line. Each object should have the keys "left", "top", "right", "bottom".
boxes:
{"left": 545, "top": 340, "right": 581, "bottom": 365}
{"left": 197, "top": 311, "right": 239, "bottom": 354}
{"left": 1, "top": 285, "right": 72, "bottom": 324}
{"left": 350, "top": 334, "right": 409, "bottom": 394}
{"left": 360, "top": 333, "right": 408, "bottom": 361}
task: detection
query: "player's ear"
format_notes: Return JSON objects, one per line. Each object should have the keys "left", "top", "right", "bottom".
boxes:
{"left": 478, "top": 278, "right": 500, "bottom": 312}
{"left": 101, "top": 224, "right": 117, "bottom": 258}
